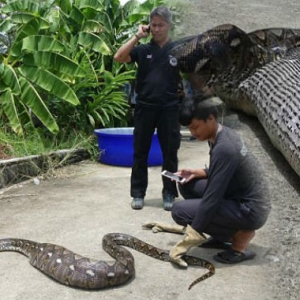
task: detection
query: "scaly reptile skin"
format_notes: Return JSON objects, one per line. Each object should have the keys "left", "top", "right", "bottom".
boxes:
{"left": 171, "top": 24, "right": 300, "bottom": 177}
{"left": 0, "top": 234, "right": 215, "bottom": 290}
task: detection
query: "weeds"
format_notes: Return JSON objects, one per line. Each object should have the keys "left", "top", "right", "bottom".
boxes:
{"left": 0, "top": 128, "right": 98, "bottom": 161}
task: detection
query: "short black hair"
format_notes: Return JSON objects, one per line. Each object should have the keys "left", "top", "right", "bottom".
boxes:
{"left": 150, "top": 6, "right": 172, "bottom": 24}
{"left": 179, "top": 95, "right": 222, "bottom": 126}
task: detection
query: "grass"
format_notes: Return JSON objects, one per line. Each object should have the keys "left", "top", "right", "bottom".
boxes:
{"left": 0, "top": 128, "right": 99, "bottom": 161}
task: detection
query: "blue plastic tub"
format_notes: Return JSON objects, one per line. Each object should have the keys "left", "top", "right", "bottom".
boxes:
{"left": 94, "top": 128, "right": 163, "bottom": 167}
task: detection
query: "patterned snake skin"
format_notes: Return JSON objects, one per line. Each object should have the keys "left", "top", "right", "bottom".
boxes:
{"left": 171, "top": 24, "right": 300, "bottom": 177}
{"left": 3, "top": 24, "right": 299, "bottom": 291}
{"left": 0, "top": 234, "right": 214, "bottom": 290}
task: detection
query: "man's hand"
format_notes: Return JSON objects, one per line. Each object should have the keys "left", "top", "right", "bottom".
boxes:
{"left": 169, "top": 225, "right": 207, "bottom": 267}
{"left": 135, "top": 24, "right": 150, "bottom": 39}
{"left": 175, "top": 168, "right": 207, "bottom": 182}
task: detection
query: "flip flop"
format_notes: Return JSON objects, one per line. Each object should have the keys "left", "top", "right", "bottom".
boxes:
{"left": 213, "top": 249, "right": 256, "bottom": 264}
{"left": 200, "top": 237, "right": 232, "bottom": 250}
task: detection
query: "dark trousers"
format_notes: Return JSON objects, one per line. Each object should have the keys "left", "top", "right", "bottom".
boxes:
{"left": 172, "top": 179, "right": 269, "bottom": 241}
{"left": 130, "top": 105, "right": 180, "bottom": 198}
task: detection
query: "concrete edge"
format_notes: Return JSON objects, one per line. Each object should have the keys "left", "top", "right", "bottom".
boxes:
{"left": 0, "top": 148, "right": 90, "bottom": 189}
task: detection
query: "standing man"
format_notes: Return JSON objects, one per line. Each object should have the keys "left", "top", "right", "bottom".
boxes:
{"left": 114, "top": 6, "right": 181, "bottom": 211}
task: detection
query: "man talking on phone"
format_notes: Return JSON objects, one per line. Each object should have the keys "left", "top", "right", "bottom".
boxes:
{"left": 114, "top": 6, "right": 181, "bottom": 211}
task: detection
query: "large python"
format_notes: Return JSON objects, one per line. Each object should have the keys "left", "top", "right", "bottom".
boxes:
{"left": 0, "top": 234, "right": 214, "bottom": 290}
{"left": 3, "top": 24, "right": 299, "bottom": 292}
{"left": 171, "top": 24, "right": 300, "bottom": 178}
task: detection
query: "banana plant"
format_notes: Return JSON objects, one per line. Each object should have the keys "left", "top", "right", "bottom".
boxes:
{"left": 0, "top": 0, "right": 86, "bottom": 134}
{"left": 0, "top": 0, "right": 173, "bottom": 136}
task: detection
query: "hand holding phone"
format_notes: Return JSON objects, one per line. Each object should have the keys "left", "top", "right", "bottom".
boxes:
{"left": 136, "top": 24, "right": 150, "bottom": 39}
{"left": 141, "top": 24, "right": 150, "bottom": 33}
{"left": 161, "top": 170, "right": 186, "bottom": 183}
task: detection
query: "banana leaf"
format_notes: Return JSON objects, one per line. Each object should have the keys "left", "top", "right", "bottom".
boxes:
{"left": 1, "top": 89, "right": 23, "bottom": 134}
{"left": 22, "top": 52, "right": 86, "bottom": 77}
{"left": 18, "top": 65, "right": 80, "bottom": 105}
{"left": 19, "top": 77, "right": 59, "bottom": 134}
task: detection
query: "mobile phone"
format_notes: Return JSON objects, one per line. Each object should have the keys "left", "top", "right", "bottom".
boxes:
{"left": 146, "top": 24, "right": 150, "bottom": 33}
{"left": 161, "top": 170, "right": 186, "bottom": 183}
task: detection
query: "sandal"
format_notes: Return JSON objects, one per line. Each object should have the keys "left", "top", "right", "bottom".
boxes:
{"left": 200, "top": 237, "right": 232, "bottom": 250}
{"left": 213, "top": 249, "right": 256, "bottom": 264}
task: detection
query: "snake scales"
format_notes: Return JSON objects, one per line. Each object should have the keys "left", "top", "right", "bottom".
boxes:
{"left": 0, "top": 234, "right": 214, "bottom": 290}
{"left": 171, "top": 24, "right": 300, "bottom": 178}
{"left": 3, "top": 24, "right": 299, "bottom": 292}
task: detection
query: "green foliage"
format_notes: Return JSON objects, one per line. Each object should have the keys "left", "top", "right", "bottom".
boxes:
{"left": 0, "top": 0, "right": 167, "bottom": 137}
{"left": 0, "top": 0, "right": 84, "bottom": 135}
{"left": 0, "top": 125, "right": 98, "bottom": 160}
{"left": 0, "top": 0, "right": 180, "bottom": 158}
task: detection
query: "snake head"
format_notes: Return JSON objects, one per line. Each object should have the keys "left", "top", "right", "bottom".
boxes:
{"left": 170, "top": 24, "right": 255, "bottom": 75}
{"left": 169, "top": 35, "right": 208, "bottom": 73}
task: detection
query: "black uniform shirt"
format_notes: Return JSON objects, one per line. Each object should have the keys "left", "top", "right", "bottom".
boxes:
{"left": 192, "top": 126, "right": 271, "bottom": 232}
{"left": 130, "top": 39, "right": 180, "bottom": 107}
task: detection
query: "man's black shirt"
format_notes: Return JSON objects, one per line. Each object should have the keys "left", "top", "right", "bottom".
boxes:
{"left": 130, "top": 39, "right": 181, "bottom": 107}
{"left": 192, "top": 126, "right": 271, "bottom": 232}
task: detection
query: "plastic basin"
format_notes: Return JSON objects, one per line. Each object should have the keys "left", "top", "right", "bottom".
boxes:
{"left": 94, "top": 127, "right": 163, "bottom": 167}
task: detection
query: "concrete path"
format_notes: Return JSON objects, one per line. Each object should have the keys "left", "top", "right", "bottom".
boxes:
{"left": 0, "top": 117, "right": 280, "bottom": 300}
{"left": 2, "top": 0, "right": 300, "bottom": 298}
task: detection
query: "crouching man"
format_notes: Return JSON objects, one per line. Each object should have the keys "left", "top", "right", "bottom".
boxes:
{"left": 145, "top": 96, "right": 271, "bottom": 266}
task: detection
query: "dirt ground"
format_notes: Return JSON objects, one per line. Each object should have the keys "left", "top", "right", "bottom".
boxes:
{"left": 1, "top": 1, "right": 300, "bottom": 299}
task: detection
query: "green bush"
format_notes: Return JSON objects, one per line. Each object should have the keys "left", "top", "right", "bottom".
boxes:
{"left": 0, "top": 0, "right": 181, "bottom": 158}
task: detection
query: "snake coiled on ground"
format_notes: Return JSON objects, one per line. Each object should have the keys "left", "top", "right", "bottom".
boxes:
{"left": 171, "top": 24, "right": 300, "bottom": 177}
{"left": 3, "top": 24, "right": 299, "bottom": 291}
{"left": 0, "top": 234, "right": 214, "bottom": 290}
